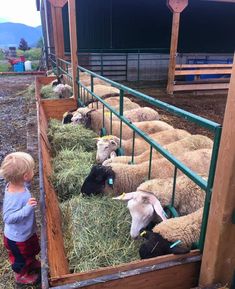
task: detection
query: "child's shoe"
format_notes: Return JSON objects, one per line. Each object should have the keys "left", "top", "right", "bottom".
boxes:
{"left": 15, "top": 272, "right": 39, "bottom": 285}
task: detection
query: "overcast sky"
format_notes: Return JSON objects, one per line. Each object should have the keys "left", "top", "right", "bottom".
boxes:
{"left": 0, "top": 0, "right": 41, "bottom": 27}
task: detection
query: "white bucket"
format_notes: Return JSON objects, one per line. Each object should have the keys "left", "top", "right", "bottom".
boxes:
{"left": 24, "top": 60, "right": 32, "bottom": 71}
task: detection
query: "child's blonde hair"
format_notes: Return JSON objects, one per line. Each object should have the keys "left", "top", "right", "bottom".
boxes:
{"left": 0, "top": 152, "right": 35, "bottom": 183}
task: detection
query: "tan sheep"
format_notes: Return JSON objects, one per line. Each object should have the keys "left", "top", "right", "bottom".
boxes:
{"left": 84, "top": 84, "right": 120, "bottom": 102}
{"left": 87, "top": 96, "right": 138, "bottom": 109}
{"left": 96, "top": 129, "right": 191, "bottom": 163}
{"left": 102, "top": 149, "right": 211, "bottom": 195}
{"left": 103, "top": 134, "right": 213, "bottom": 165}
{"left": 137, "top": 174, "right": 206, "bottom": 216}
{"left": 72, "top": 106, "right": 160, "bottom": 135}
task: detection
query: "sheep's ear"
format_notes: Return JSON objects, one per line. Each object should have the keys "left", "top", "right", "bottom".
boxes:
{"left": 113, "top": 192, "right": 134, "bottom": 201}
{"left": 86, "top": 108, "right": 96, "bottom": 116}
{"left": 110, "top": 151, "right": 117, "bottom": 158}
{"left": 148, "top": 194, "right": 167, "bottom": 221}
{"left": 110, "top": 140, "right": 118, "bottom": 147}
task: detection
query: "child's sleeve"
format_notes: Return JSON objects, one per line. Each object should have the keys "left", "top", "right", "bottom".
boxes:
{"left": 3, "top": 204, "right": 33, "bottom": 224}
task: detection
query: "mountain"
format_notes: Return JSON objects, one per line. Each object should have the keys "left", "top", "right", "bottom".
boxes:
{"left": 0, "top": 22, "right": 42, "bottom": 48}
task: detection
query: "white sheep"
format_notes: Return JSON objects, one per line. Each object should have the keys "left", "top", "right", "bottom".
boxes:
{"left": 96, "top": 129, "right": 190, "bottom": 163}
{"left": 103, "top": 134, "right": 213, "bottom": 165}
{"left": 53, "top": 84, "right": 73, "bottom": 98}
{"left": 113, "top": 174, "right": 206, "bottom": 238}
{"left": 81, "top": 149, "right": 212, "bottom": 196}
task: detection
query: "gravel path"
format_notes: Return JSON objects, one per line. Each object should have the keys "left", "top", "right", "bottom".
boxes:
{"left": 0, "top": 75, "right": 40, "bottom": 289}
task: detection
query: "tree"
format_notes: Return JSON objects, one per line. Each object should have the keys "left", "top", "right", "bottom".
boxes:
{"left": 36, "top": 37, "right": 43, "bottom": 49}
{"left": 18, "top": 38, "right": 30, "bottom": 51}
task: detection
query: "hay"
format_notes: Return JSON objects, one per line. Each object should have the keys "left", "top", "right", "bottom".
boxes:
{"left": 40, "top": 84, "right": 58, "bottom": 99}
{"left": 52, "top": 148, "right": 95, "bottom": 201}
{"left": 48, "top": 119, "right": 98, "bottom": 155}
{"left": 61, "top": 195, "right": 140, "bottom": 272}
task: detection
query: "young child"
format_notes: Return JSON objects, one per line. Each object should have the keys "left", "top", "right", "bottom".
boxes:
{"left": 0, "top": 152, "right": 40, "bottom": 285}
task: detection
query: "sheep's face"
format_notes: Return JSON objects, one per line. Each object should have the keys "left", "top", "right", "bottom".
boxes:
{"left": 71, "top": 112, "right": 84, "bottom": 124}
{"left": 96, "top": 138, "right": 119, "bottom": 163}
{"left": 81, "top": 165, "right": 115, "bottom": 196}
{"left": 127, "top": 193, "right": 156, "bottom": 239}
{"left": 113, "top": 191, "right": 167, "bottom": 239}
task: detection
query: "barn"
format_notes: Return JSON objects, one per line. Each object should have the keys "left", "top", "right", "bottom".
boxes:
{"left": 36, "top": 1, "right": 235, "bottom": 289}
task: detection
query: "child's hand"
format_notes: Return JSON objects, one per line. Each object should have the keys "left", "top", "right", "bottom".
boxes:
{"left": 27, "top": 198, "right": 37, "bottom": 207}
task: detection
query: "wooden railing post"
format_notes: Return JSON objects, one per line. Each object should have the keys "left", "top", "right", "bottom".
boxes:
{"left": 68, "top": 0, "right": 78, "bottom": 102}
{"left": 49, "top": 0, "right": 67, "bottom": 61}
{"left": 199, "top": 54, "right": 235, "bottom": 287}
{"left": 166, "top": 0, "right": 188, "bottom": 95}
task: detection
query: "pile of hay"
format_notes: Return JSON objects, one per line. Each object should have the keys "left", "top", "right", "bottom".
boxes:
{"left": 48, "top": 119, "right": 97, "bottom": 155}
{"left": 61, "top": 195, "right": 140, "bottom": 272}
{"left": 40, "top": 84, "right": 58, "bottom": 99}
{"left": 52, "top": 148, "right": 95, "bottom": 201}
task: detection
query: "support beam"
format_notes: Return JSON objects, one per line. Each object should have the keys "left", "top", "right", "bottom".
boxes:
{"left": 166, "top": 0, "right": 188, "bottom": 95}
{"left": 50, "top": 4, "right": 65, "bottom": 59}
{"left": 68, "top": 0, "right": 78, "bottom": 101}
{"left": 48, "top": 0, "right": 68, "bottom": 8}
{"left": 199, "top": 54, "right": 235, "bottom": 286}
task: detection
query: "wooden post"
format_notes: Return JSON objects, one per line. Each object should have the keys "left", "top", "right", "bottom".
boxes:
{"left": 199, "top": 54, "right": 235, "bottom": 286}
{"left": 166, "top": 0, "right": 188, "bottom": 95}
{"left": 68, "top": 0, "right": 78, "bottom": 101}
{"left": 49, "top": 0, "right": 67, "bottom": 59}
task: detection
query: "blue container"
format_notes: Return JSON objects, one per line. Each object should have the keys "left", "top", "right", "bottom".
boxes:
{"left": 13, "top": 62, "right": 25, "bottom": 72}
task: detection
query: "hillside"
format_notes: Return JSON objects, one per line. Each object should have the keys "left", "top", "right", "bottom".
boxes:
{"left": 0, "top": 22, "right": 42, "bottom": 48}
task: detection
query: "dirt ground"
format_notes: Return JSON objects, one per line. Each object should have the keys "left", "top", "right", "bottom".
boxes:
{"left": 0, "top": 75, "right": 40, "bottom": 289}
{"left": 122, "top": 81, "right": 227, "bottom": 139}
{"left": 0, "top": 77, "right": 228, "bottom": 289}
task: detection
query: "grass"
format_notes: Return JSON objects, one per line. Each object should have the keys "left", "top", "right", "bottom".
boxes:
{"left": 0, "top": 63, "right": 10, "bottom": 72}
{"left": 52, "top": 148, "right": 95, "bottom": 202}
{"left": 61, "top": 195, "right": 141, "bottom": 273}
{"left": 16, "top": 48, "right": 42, "bottom": 61}
{"left": 48, "top": 119, "right": 98, "bottom": 155}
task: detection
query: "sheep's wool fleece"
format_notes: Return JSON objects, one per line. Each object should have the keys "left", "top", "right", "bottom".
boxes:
{"left": 137, "top": 175, "right": 206, "bottom": 215}
{"left": 87, "top": 85, "right": 119, "bottom": 99}
{"left": 153, "top": 208, "right": 203, "bottom": 248}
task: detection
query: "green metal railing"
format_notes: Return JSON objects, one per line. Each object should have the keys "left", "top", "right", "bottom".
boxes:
{"left": 76, "top": 65, "right": 222, "bottom": 252}
{"left": 50, "top": 55, "right": 222, "bottom": 251}
{"left": 48, "top": 54, "right": 72, "bottom": 80}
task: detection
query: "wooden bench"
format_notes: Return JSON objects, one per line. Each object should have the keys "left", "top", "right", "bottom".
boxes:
{"left": 173, "top": 63, "right": 232, "bottom": 92}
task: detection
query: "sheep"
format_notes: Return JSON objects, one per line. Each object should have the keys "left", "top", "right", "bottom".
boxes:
{"left": 84, "top": 84, "right": 120, "bottom": 103}
{"left": 79, "top": 72, "right": 109, "bottom": 86}
{"left": 81, "top": 149, "right": 212, "bottom": 196}
{"left": 113, "top": 174, "right": 206, "bottom": 238}
{"left": 51, "top": 74, "right": 65, "bottom": 86}
{"left": 96, "top": 129, "right": 190, "bottom": 163}
{"left": 72, "top": 106, "right": 160, "bottom": 135}
{"left": 53, "top": 84, "right": 73, "bottom": 98}
{"left": 87, "top": 96, "right": 139, "bottom": 110}
{"left": 139, "top": 208, "right": 203, "bottom": 258}
{"left": 103, "top": 134, "right": 213, "bottom": 165}
{"left": 62, "top": 109, "right": 77, "bottom": 124}
{"left": 139, "top": 230, "right": 190, "bottom": 259}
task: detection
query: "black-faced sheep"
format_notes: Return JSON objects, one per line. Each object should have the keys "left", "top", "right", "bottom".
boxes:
{"left": 139, "top": 230, "right": 190, "bottom": 259}
{"left": 51, "top": 74, "right": 65, "bottom": 86}
{"left": 139, "top": 208, "right": 203, "bottom": 258}
{"left": 96, "top": 129, "right": 190, "bottom": 163}
{"left": 82, "top": 149, "right": 212, "bottom": 196}
{"left": 103, "top": 134, "right": 213, "bottom": 165}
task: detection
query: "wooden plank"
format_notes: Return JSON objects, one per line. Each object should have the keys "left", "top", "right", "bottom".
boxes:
{"left": 41, "top": 98, "right": 77, "bottom": 120}
{"left": 175, "top": 69, "right": 232, "bottom": 76}
{"left": 199, "top": 55, "right": 235, "bottom": 286}
{"left": 48, "top": 0, "right": 68, "bottom": 8}
{"left": 50, "top": 250, "right": 200, "bottom": 286}
{"left": 167, "top": 11, "right": 180, "bottom": 95}
{"left": 51, "top": 257, "right": 201, "bottom": 289}
{"left": 173, "top": 83, "right": 229, "bottom": 91}
{"left": 176, "top": 64, "right": 233, "bottom": 69}
{"left": 39, "top": 102, "right": 69, "bottom": 278}
{"left": 51, "top": 4, "right": 65, "bottom": 59}
{"left": 68, "top": 0, "right": 78, "bottom": 100}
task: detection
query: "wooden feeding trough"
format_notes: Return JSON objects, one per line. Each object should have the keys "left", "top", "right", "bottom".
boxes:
{"left": 37, "top": 75, "right": 202, "bottom": 289}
